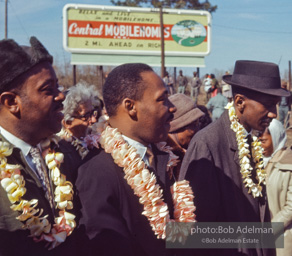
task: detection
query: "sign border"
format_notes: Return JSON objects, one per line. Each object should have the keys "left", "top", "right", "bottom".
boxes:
{"left": 63, "top": 4, "right": 212, "bottom": 57}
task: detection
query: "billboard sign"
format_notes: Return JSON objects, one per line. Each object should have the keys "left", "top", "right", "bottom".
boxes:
{"left": 63, "top": 4, "right": 211, "bottom": 57}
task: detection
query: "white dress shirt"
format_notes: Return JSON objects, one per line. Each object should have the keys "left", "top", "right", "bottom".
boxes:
{"left": 122, "top": 135, "right": 152, "bottom": 167}
{"left": 0, "top": 126, "right": 39, "bottom": 176}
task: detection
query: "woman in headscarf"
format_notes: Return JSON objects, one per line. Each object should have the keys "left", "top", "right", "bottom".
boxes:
{"left": 261, "top": 119, "right": 287, "bottom": 168}
{"left": 259, "top": 119, "right": 292, "bottom": 256}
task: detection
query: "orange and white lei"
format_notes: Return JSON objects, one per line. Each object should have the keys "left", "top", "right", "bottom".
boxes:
{"left": 226, "top": 102, "right": 265, "bottom": 198}
{"left": 0, "top": 136, "right": 75, "bottom": 250}
{"left": 99, "top": 125, "right": 196, "bottom": 240}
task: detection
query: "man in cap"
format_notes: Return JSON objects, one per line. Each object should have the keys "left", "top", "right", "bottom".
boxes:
{"left": 0, "top": 37, "right": 80, "bottom": 255}
{"left": 76, "top": 63, "right": 183, "bottom": 256}
{"left": 166, "top": 93, "right": 204, "bottom": 179}
{"left": 179, "top": 60, "right": 290, "bottom": 256}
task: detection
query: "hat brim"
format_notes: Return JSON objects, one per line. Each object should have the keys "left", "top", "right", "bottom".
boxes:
{"left": 169, "top": 108, "right": 204, "bottom": 133}
{"left": 223, "top": 75, "right": 290, "bottom": 97}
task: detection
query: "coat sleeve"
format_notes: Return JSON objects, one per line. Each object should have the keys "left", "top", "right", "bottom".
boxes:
{"left": 179, "top": 136, "right": 221, "bottom": 222}
{"left": 271, "top": 169, "right": 292, "bottom": 230}
{"left": 76, "top": 155, "right": 145, "bottom": 256}
{"left": 206, "top": 98, "right": 213, "bottom": 111}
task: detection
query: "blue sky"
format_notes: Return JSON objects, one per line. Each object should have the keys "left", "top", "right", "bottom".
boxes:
{"left": 0, "top": 0, "right": 291, "bottom": 78}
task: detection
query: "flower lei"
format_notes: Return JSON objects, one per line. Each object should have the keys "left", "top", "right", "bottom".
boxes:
{"left": 99, "top": 125, "right": 196, "bottom": 240}
{"left": 58, "top": 116, "right": 108, "bottom": 159}
{"left": 226, "top": 102, "right": 265, "bottom": 198}
{"left": 58, "top": 129, "right": 89, "bottom": 160}
{"left": 0, "top": 135, "right": 76, "bottom": 250}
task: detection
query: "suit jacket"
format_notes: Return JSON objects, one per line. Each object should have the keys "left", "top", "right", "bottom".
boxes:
{"left": 0, "top": 135, "right": 83, "bottom": 256}
{"left": 179, "top": 111, "right": 275, "bottom": 256}
{"left": 76, "top": 144, "right": 174, "bottom": 256}
{"left": 58, "top": 139, "right": 99, "bottom": 184}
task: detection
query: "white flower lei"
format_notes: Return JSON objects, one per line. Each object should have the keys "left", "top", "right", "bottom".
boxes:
{"left": 100, "top": 126, "right": 196, "bottom": 241}
{"left": 58, "top": 129, "right": 89, "bottom": 159}
{"left": 226, "top": 102, "right": 266, "bottom": 198}
{"left": 0, "top": 135, "right": 76, "bottom": 250}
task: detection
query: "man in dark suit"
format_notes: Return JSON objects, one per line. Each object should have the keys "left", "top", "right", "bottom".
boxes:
{"left": 179, "top": 60, "right": 290, "bottom": 256}
{"left": 76, "top": 63, "right": 177, "bottom": 255}
{"left": 0, "top": 37, "right": 81, "bottom": 255}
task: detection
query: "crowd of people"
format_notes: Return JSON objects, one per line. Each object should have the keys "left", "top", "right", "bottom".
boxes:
{"left": 163, "top": 69, "right": 291, "bottom": 128}
{"left": 0, "top": 36, "right": 292, "bottom": 256}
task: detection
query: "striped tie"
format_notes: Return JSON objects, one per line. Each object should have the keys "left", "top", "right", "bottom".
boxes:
{"left": 30, "top": 147, "right": 54, "bottom": 209}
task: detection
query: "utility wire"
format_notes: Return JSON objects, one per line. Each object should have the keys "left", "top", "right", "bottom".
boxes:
{"left": 8, "top": 0, "right": 29, "bottom": 39}
{"left": 213, "top": 24, "right": 292, "bottom": 34}
{"left": 217, "top": 10, "right": 292, "bottom": 14}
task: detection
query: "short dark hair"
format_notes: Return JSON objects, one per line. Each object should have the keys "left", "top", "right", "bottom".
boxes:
{"left": 103, "top": 63, "right": 153, "bottom": 116}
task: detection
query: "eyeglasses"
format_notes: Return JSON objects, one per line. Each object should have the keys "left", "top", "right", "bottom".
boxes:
{"left": 72, "top": 109, "right": 98, "bottom": 122}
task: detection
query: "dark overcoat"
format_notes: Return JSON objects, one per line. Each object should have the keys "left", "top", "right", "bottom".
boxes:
{"left": 0, "top": 135, "right": 83, "bottom": 256}
{"left": 76, "top": 145, "right": 175, "bottom": 256}
{"left": 179, "top": 111, "right": 275, "bottom": 256}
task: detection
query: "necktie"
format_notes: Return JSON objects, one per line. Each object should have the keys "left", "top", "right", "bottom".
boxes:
{"left": 246, "top": 134, "right": 253, "bottom": 147}
{"left": 146, "top": 147, "right": 155, "bottom": 169}
{"left": 30, "top": 147, "right": 54, "bottom": 209}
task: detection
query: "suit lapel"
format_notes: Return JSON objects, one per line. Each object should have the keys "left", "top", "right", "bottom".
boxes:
{"left": 0, "top": 133, "right": 55, "bottom": 218}
{"left": 152, "top": 144, "right": 169, "bottom": 186}
{"left": 221, "top": 111, "right": 268, "bottom": 221}
{"left": 221, "top": 111, "right": 240, "bottom": 167}
{"left": 0, "top": 134, "right": 43, "bottom": 188}
{"left": 152, "top": 144, "right": 174, "bottom": 218}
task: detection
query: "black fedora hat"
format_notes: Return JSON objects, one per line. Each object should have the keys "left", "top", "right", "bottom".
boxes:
{"left": 223, "top": 60, "right": 290, "bottom": 97}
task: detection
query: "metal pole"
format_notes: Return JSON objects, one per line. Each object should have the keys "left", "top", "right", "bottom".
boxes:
{"left": 73, "top": 65, "right": 76, "bottom": 85}
{"left": 289, "top": 60, "right": 291, "bottom": 91}
{"left": 5, "top": 0, "right": 8, "bottom": 39}
{"left": 174, "top": 67, "right": 177, "bottom": 93}
{"left": 196, "top": 67, "right": 200, "bottom": 78}
{"left": 99, "top": 65, "right": 104, "bottom": 86}
{"left": 160, "top": 6, "right": 165, "bottom": 78}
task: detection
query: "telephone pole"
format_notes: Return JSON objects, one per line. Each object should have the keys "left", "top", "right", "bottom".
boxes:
{"left": 289, "top": 60, "right": 291, "bottom": 91}
{"left": 5, "top": 0, "right": 8, "bottom": 39}
{"left": 160, "top": 6, "right": 165, "bottom": 78}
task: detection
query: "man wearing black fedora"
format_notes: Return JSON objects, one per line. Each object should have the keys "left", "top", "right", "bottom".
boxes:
{"left": 179, "top": 60, "right": 290, "bottom": 256}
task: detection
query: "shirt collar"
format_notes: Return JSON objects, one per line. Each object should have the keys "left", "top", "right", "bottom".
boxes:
{"left": 0, "top": 126, "right": 33, "bottom": 157}
{"left": 122, "top": 135, "right": 148, "bottom": 160}
{"left": 242, "top": 126, "right": 253, "bottom": 138}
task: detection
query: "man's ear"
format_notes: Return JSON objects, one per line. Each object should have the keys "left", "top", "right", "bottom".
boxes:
{"left": 0, "top": 92, "right": 20, "bottom": 114}
{"left": 123, "top": 98, "right": 137, "bottom": 120}
{"left": 234, "top": 94, "right": 246, "bottom": 113}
